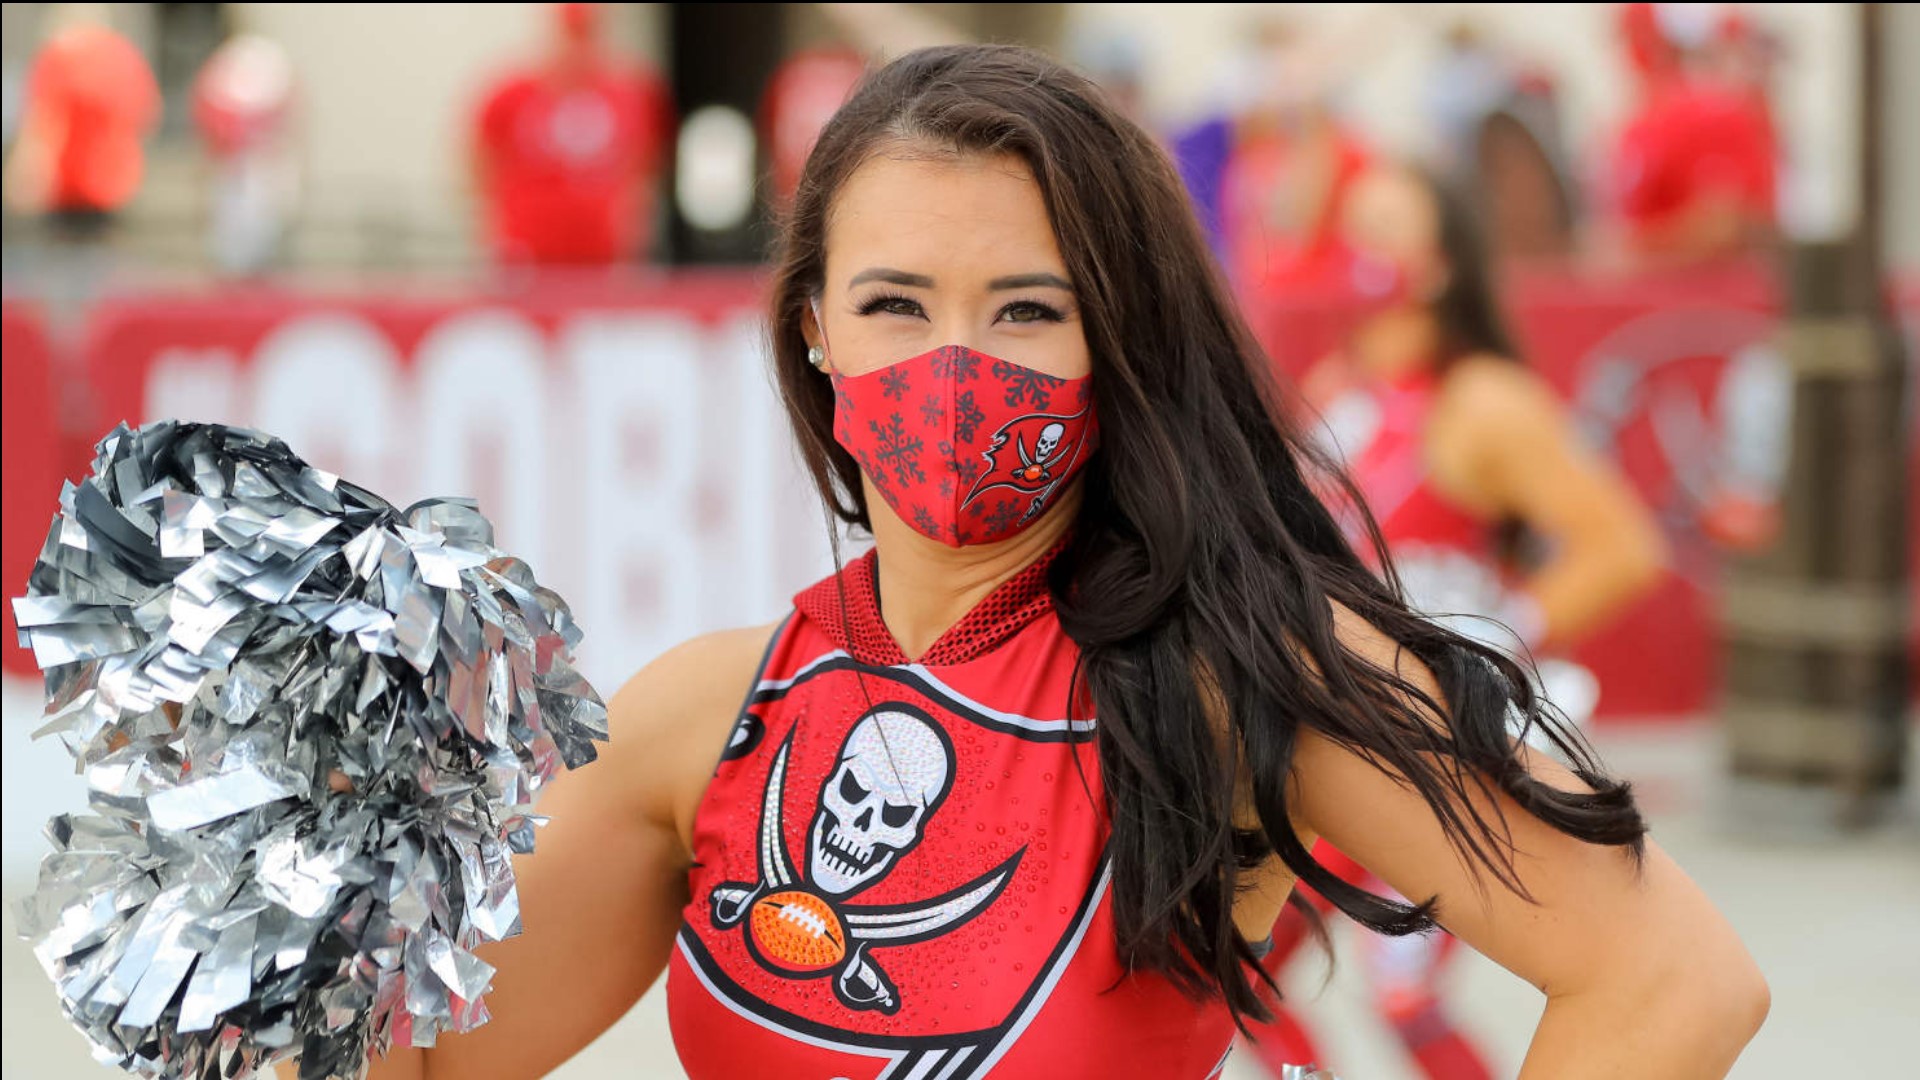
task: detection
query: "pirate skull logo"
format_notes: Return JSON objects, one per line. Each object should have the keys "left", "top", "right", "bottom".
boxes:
{"left": 1011, "top": 421, "right": 1068, "bottom": 484}
{"left": 1033, "top": 422, "right": 1065, "bottom": 462}
{"left": 708, "top": 705, "right": 1022, "bottom": 1014}
{"left": 810, "top": 710, "right": 951, "bottom": 895}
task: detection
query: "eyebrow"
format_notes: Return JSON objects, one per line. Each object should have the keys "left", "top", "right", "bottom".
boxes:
{"left": 848, "top": 267, "right": 934, "bottom": 289}
{"left": 987, "top": 272, "right": 1073, "bottom": 292}
{"left": 845, "top": 268, "right": 1074, "bottom": 292}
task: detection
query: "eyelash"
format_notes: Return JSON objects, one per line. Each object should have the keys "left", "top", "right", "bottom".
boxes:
{"left": 854, "top": 292, "right": 1068, "bottom": 325}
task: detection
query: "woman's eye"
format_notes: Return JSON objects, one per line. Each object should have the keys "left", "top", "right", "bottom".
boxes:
{"left": 857, "top": 294, "right": 925, "bottom": 318}
{"left": 999, "top": 301, "right": 1065, "bottom": 324}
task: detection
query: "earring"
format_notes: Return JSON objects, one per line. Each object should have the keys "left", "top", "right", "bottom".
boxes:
{"left": 807, "top": 345, "right": 827, "bottom": 370}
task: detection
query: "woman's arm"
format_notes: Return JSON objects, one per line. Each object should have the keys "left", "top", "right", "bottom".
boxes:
{"left": 335, "top": 625, "right": 776, "bottom": 1080}
{"left": 1288, "top": 611, "right": 1768, "bottom": 1079}
{"left": 1430, "top": 358, "right": 1667, "bottom": 650}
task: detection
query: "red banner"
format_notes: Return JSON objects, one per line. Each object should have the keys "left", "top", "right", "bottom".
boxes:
{"left": 2, "top": 302, "right": 63, "bottom": 678}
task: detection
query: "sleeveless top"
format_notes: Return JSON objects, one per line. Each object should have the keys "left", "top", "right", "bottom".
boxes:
{"left": 665, "top": 547, "right": 1244, "bottom": 1079}
{"left": 1322, "top": 368, "right": 1515, "bottom": 634}
{"left": 1324, "top": 367, "right": 1601, "bottom": 725}
{"left": 1330, "top": 368, "right": 1486, "bottom": 556}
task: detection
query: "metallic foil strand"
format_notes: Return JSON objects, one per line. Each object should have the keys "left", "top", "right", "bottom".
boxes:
{"left": 11, "top": 421, "right": 607, "bottom": 1080}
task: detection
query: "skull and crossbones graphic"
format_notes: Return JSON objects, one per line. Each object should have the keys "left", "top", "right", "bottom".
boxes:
{"left": 1012, "top": 422, "right": 1068, "bottom": 484}
{"left": 708, "top": 705, "right": 1023, "bottom": 1014}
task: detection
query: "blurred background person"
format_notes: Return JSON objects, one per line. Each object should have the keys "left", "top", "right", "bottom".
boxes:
{"left": 1211, "top": 15, "right": 1376, "bottom": 303}
{"left": 1424, "top": 19, "right": 1514, "bottom": 181}
{"left": 1067, "top": 26, "right": 1150, "bottom": 126}
{"left": 2, "top": 3, "right": 157, "bottom": 289}
{"left": 758, "top": 42, "right": 864, "bottom": 213}
{"left": 1599, "top": 2, "right": 1780, "bottom": 267}
{"left": 758, "top": 3, "right": 966, "bottom": 213}
{"left": 1424, "top": 17, "right": 1579, "bottom": 263}
{"left": 190, "top": 25, "right": 298, "bottom": 277}
{"left": 1242, "top": 161, "right": 1668, "bottom": 1080}
{"left": 470, "top": 2, "right": 673, "bottom": 267}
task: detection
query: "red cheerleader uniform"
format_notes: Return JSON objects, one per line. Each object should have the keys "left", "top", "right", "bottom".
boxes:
{"left": 667, "top": 547, "right": 1245, "bottom": 1079}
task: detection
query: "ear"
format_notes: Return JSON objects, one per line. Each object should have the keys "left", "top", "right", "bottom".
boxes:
{"left": 801, "top": 296, "right": 838, "bottom": 374}
{"left": 801, "top": 300, "right": 823, "bottom": 351}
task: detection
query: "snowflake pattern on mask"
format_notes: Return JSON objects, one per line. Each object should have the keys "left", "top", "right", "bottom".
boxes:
{"left": 912, "top": 505, "right": 939, "bottom": 537}
{"left": 982, "top": 496, "right": 1023, "bottom": 536}
{"left": 880, "top": 368, "right": 912, "bottom": 401}
{"left": 869, "top": 412, "right": 926, "bottom": 485}
{"left": 991, "top": 360, "right": 1065, "bottom": 410}
{"left": 941, "top": 439, "right": 985, "bottom": 487}
{"left": 852, "top": 446, "right": 892, "bottom": 507}
{"left": 919, "top": 393, "right": 946, "bottom": 428}
{"left": 930, "top": 346, "right": 981, "bottom": 383}
{"left": 954, "top": 391, "right": 987, "bottom": 444}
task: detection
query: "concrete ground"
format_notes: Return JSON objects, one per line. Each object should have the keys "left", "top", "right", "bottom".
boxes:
{"left": 5, "top": 720, "right": 1915, "bottom": 1080}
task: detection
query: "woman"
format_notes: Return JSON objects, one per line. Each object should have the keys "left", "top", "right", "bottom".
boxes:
{"left": 1245, "top": 163, "right": 1673, "bottom": 1079}
{"left": 1312, "top": 163, "right": 1668, "bottom": 673}
{"left": 358, "top": 45, "right": 1763, "bottom": 1080}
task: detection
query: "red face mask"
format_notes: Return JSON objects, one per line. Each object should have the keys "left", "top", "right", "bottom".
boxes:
{"left": 1345, "top": 248, "right": 1417, "bottom": 319}
{"left": 828, "top": 345, "right": 1097, "bottom": 547}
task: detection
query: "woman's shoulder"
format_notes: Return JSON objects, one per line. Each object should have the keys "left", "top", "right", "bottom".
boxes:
{"left": 614, "top": 623, "right": 786, "bottom": 706}
{"left": 606, "top": 622, "right": 785, "bottom": 757}
{"left": 1436, "top": 354, "right": 1562, "bottom": 422}
{"left": 597, "top": 622, "right": 786, "bottom": 853}
{"left": 1430, "top": 354, "right": 1573, "bottom": 483}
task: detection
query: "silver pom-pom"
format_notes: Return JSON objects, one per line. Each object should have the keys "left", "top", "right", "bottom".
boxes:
{"left": 10, "top": 421, "right": 607, "bottom": 1079}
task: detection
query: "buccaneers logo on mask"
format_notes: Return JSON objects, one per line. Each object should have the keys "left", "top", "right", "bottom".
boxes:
{"left": 830, "top": 345, "right": 1097, "bottom": 546}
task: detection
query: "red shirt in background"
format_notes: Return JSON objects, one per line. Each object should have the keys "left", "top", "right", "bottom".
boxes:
{"left": 25, "top": 24, "right": 160, "bottom": 213}
{"left": 191, "top": 35, "right": 295, "bottom": 159}
{"left": 759, "top": 47, "right": 867, "bottom": 209}
{"left": 1609, "top": 77, "right": 1776, "bottom": 242}
{"left": 1222, "top": 120, "right": 1372, "bottom": 299}
{"left": 474, "top": 59, "right": 672, "bottom": 265}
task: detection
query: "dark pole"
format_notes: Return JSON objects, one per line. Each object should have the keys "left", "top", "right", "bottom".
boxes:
{"left": 1721, "top": 4, "right": 1910, "bottom": 826}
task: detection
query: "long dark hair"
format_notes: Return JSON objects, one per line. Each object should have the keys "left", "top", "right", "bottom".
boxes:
{"left": 768, "top": 44, "right": 1644, "bottom": 1032}
{"left": 1412, "top": 163, "right": 1535, "bottom": 561}
{"left": 1419, "top": 163, "right": 1522, "bottom": 368}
